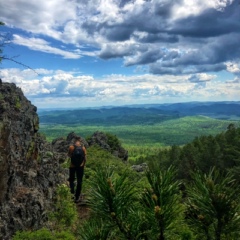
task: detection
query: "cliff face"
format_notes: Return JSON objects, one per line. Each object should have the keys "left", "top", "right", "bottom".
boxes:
{"left": 0, "top": 82, "right": 66, "bottom": 239}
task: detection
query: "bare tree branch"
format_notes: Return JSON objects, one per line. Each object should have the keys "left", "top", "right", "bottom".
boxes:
{"left": 1, "top": 55, "right": 39, "bottom": 75}
{"left": 0, "top": 21, "right": 38, "bottom": 75}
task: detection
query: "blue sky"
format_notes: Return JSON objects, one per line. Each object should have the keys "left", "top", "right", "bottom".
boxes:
{"left": 0, "top": 0, "right": 240, "bottom": 108}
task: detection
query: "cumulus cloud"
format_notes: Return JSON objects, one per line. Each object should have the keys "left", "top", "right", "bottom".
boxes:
{"left": 188, "top": 73, "right": 216, "bottom": 83}
{"left": 13, "top": 35, "right": 81, "bottom": 59}
{"left": 0, "top": 0, "right": 77, "bottom": 38}
{"left": 1, "top": 0, "right": 240, "bottom": 78}
{"left": 226, "top": 62, "right": 240, "bottom": 74}
{"left": 99, "top": 42, "right": 136, "bottom": 59}
{"left": 0, "top": 68, "right": 238, "bottom": 108}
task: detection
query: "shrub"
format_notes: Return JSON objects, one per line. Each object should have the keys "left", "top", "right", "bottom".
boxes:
{"left": 140, "top": 165, "right": 184, "bottom": 240}
{"left": 106, "top": 132, "right": 121, "bottom": 152}
{"left": 85, "top": 165, "right": 186, "bottom": 239}
{"left": 49, "top": 184, "right": 77, "bottom": 229}
{"left": 186, "top": 168, "right": 240, "bottom": 240}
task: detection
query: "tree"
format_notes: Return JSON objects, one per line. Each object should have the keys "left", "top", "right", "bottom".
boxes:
{"left": 140, "top": 165, "right": 184, "bottom": 240}
{"left": 86, "top": 167, "right": 144, "bottom": 240}
{"left": 85, "top": 165, "right": 187, "bottom": 240}
{"left": 186, "top": 168, "right": 240, "bottom": 240}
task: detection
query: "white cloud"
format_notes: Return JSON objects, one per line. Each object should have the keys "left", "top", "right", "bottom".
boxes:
{"left": 172, "top": 0, "right": 234, "bottom": 20}
{"left": 0, "top": 68, "right": 239, "bottom": 108}
{"left": 1, "top": 0, "right": 240, "bottom": 106}
{"left": 188, "top": 73, "right": 217, "bottom": 83}
{"left": 225, "top": 62, "right": 240, "bottom": 73}
{"left": 0, "top": 0, "right": 77, "bottom": 37}
{"left": 13, "top": 35, "right": 81, "bottom": 59}
{"left": 1, "top": 0, "right": 239, "bottom": 76}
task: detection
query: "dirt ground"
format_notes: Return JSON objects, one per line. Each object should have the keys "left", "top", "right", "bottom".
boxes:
{"left": 76, "top": 194, "right": 91, "bottom": 222}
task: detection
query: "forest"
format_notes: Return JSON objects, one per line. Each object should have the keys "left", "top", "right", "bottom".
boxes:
{"left": 14, "top": 120, "right": 240, "bottom": 239}
{"left": 39, "top": 102, "right": 240, "bottom": 147}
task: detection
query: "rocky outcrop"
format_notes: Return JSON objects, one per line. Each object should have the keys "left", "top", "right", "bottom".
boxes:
{"left": 0, "top": 83, "right": 67, "bottom": 239}
{"left": 50, "top": 132, "right": 88, "bottom": 162}
{"left": 87, "top": 131, "right": 111, "bottom": 151}
{"left": 131, "top": 163, "right": 148, "bottom": 172}
{"left": 87, "top": 131, "right": 128, "bottom": 161}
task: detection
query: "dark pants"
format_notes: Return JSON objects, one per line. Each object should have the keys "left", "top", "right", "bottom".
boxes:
{"left": 69, "top": 166, "right": 84, "bottom": 199}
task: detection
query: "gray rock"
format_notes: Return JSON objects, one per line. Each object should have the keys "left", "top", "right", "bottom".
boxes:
{"left": 88, "top": 131, "right": 128, "bottom": 161}
{"left": 131, "top": 163, "right": 148, "bottom": 172}
{"left": 0, "top": 83, "right": 67, "bottom": 239}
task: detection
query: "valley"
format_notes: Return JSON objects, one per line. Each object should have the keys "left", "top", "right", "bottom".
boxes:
{"left": 39, "top": 102, "right": 240, "bottom": 147}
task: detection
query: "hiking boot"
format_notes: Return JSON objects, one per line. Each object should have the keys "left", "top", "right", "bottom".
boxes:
{"left": 74, "top": 197, "right": 81, "bottom": 203}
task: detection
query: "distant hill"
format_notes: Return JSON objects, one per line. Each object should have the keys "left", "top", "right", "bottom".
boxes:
{"left": 156, "top": 102, "right": 240, "bottom": 118}
{"left": 39, "top": 107, "right": 179, "bottom": 125}
{"left": 38, "top": 101, "right": 240, "bottom": 125}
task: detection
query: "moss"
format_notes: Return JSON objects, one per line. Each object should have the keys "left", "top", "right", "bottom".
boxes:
{"left": 26, "top": 140, "right": 36, "bottom": 160}
{"left": 61, "top": 158, "right": 71, "bottom": 169}
{"left": 33, "top": 116, "right": 39, "bottom": 132}
{"left": 46, "top": 151, "right": 54, "bottom": 158}
{"left": 14, "top": 96, "right": 21, "bottom": 109}
{"left": 37, "top": 154, "right": 41, "bottom": 162}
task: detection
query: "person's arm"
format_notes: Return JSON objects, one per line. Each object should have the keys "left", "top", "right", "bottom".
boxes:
{"left": 68, "top": 145, "right": 74, "bottom": 157}
{"left": 68, "top": 146, "right": 75, "bottom": 167}
{"left": 80, "top": 146, "right": 87, "bottom": 167}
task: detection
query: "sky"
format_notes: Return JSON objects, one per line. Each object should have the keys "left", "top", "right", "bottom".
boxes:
{"left": 0, "top": 0, "right": 240, "bottom": 109}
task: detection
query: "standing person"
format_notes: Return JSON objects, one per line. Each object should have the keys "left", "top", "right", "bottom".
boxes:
{"left": 68, "top": 139, "right": 87, "bottom": 203}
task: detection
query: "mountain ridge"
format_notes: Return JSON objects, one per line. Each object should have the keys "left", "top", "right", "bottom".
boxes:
{"left": 39, "top": 101, "right": 240, "bottom": 126}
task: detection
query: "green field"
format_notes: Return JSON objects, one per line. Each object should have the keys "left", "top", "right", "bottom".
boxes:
{"left": 40, "top": 115, "right": 239, "bottom": 147}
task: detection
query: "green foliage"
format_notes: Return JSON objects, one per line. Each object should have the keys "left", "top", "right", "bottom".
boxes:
{"left": 61, "top": 157, "right": 71, "bottom": 168}
{"left": 85, "top": 165, "right": 188, "bottom": 240}
{"left": 83, "top": 144, "right": 147, "bottom": 193}
{"left": 49, "top": 184, "right": 77, "bottom": 229}
{"left": 127, "top": 145, "right": 164, "bottom": 163}
{"left": 39, "top": 116, "right": 238, "bottom": 146}
{"left": 14, "top": 96, "right": 21, "bottom": 109}
{"left": 105, "top": 132, "right": 121, "bottom": 152}
{"left": 178, "top": 226, "right": 195, "bottom": 240}
{"left": 141, "top": 125, "right": 240, "bottom": 182}
{"left": 84, "top": 145, "right": 123, "bottom": 175}
{"left": 141, "top": 165, "right": 184, "bottom": 240}
{"left": 186, "top": 168, "right": 240, "bottom": 240}
{"left": 13, "top": 228, "right": 75, "bottom": 240}
{"left": 78, "top": 217, "right": 115, "bottom": 240}
{"left": 26, "top": 140, "right": 38, "bottom": 161}
{"left": 87, "top": 167, "right": 141, "bottom": 239}
{"left": 83, "top": 164, "right": 239, "bottom": 239}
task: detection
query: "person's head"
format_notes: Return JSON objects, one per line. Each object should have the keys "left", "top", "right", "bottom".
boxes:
{"left": 74, "top": 139, "right": 81, "bottom": 146}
